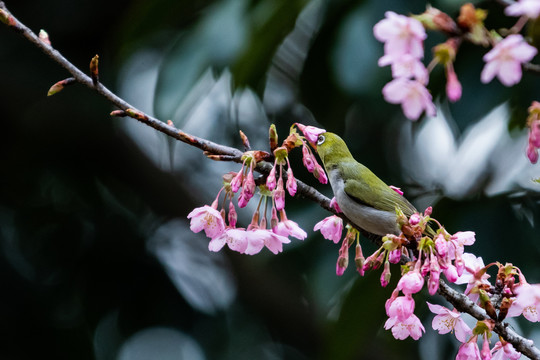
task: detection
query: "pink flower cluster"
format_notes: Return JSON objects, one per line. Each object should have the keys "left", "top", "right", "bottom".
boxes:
{"left": 373, "top": 5, "right": 538, "bottom": 124}
{"left": 374, "top": 11, "right": 436, "bottom": 121}
{"left": 316, "top": 201, "right": 537, "bottom": 356}
{"left": 188, "top": 124, "right": 329, "bottom": 255}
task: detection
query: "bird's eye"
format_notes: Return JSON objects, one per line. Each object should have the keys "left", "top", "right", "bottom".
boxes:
{"left": 317, "top": 134, "right": 326, "bottom": 146}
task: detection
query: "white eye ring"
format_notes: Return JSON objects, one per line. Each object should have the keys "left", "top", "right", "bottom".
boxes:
{"left": 317, "top": 134, "right": 326, "bottom": 146}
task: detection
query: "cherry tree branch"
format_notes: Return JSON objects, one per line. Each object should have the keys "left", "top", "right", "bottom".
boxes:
{"left": 2, "top": 3, "right": 540, "bottom": 358}
{"left": 438, "top": 282, "right": 540, "bottom": 359}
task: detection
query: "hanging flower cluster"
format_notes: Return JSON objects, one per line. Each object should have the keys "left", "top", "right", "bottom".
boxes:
{"left": 314, "top": 198, "right": 540, "bottom": 358}
{"left": 373, "top": 3, "right": 538, "bottom": 123}
{"left": 374, "top": 11, "right": 436, "bottom": 121}
{"left": 187, "top": 124, "right": 327, "bottom": 255}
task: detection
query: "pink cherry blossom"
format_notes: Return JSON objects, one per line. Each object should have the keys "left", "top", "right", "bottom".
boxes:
{"left": 187, "top": 205, "right": 225, "bottom": 239}
{"left": 373, "top": 11, "right": 427, "bottom": 59}
{"left": 505, "top": 0, "right": 540, "bottom": 19}
{"left": 481, "top": 34, "right": 537, "bottom": 86}
{"left": 507, "top": 282, "right": 540, "bottom": 321}
{"left": 443, "top": 265, "right": 459, "bottom": 283}
{"left": 397, "top": 270, "right": 424, "bottom": 295}
{"left": 263, "top": 231, "right": 291, "bottom": 254}
{"left": 447, "top": 231, "right": 476, "bottom": 260}
{"left": 209, "top": 228, "right": 248, "bottom": 253}
{"left": 244, "top": 229, "right": 266, "bottom": 255}
{"left": 378, "top": 53, "right": 429, "bottom": 83}
{"left": 384, "top": 313, "right": 425, "bottom": 340}
{"left": 456, "top": 337, "right": 482, "bottom": 360}
{"left": 382, "top": 77, "right": 436, "bottom": 121}
{"left": 491, "top": 341, "right": 521, "bottom": 360}
{"left": 455, "top": 253, "right": 490, "bottom": 302}
{"left": 426, "top": 302, "right": 472, "bottom": 342}
{"left": 386, "top": 295, "right": 415, "bottom": 322}
{"left": 273, "top": 219, "right": 307, "bottom": 240}
{"left": 314, "top": 215, "right": 343, "bottom": 243}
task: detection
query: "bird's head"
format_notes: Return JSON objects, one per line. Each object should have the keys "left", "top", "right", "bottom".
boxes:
{"left": 315, "top": 132, "right": 353, "bottom": 166}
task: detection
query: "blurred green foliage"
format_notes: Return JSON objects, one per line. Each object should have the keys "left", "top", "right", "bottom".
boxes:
{"left": 1, "top": 0, "right": 540, "bottom": 359}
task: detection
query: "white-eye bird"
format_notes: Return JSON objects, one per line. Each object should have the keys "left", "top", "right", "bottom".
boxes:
{"left": 315, "top": 132, "right": 417, "bottom": 236}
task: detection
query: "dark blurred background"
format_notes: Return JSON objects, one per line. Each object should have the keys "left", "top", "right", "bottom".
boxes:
{"left": 1, "top": 0, "right": 540, "bottom": 359}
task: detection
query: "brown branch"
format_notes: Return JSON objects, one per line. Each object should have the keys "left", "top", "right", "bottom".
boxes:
{"left": 439, "top": 282, "right": 540, "bottom": 359}
{"left": 2, "top": 2, "right": 540, "bottom": 358}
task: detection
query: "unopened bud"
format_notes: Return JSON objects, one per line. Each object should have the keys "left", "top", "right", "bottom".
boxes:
{"left": 228, "top": 201, "right": 237, "bottom": 228}
{"left": 125, "top": 108, "right": 148, "bottom": 121}
{"left": 110, "top": 110, "right": 127, "bottom": 117}
{"left": 269, "top": 124, "right": 278, "bottom": 151}
{"left": 380, "top": 261, "right": 391, "bottom": 287}
{"left": 90, "top": 54, "right": 99, "bottom": 85}
{"left": 355, "top": 244, "right": 365, "bottom": 275}
{"left": 415, "top": 6, "right": 458, "bottom": 34}
{"left": 39, "top": 29, "right": 51, "bottom": 46}
{"left": 458, "top": 3, "right": 485, "bottom": 29}
{"left": 239, "top": 130, "right": 251, "bottom": 150}
{"left": 47, "top": 77, "right": 76, "bottom": 96}
{"left": 336, "top": 255, "right": 348, "bottom": 276}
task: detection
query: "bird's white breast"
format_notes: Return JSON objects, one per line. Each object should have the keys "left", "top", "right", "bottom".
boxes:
{"left": 327, "top": 168, "right": 400, "bottom": 236}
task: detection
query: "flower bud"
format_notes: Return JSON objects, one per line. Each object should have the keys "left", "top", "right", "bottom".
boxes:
{"left": 286, "top": 167, "right": 297, "bottom": 196}
{"left": 355, "top": 244, "right": 365, "bottom": 276}
{"left": 269, "top": 124, "right": 278, "bottom": 151}
{"left": 434, "top": 234, "right": 447, "bottom": 257}
{"left": 266, "top": 166, "right": 277, "bottom": 190}
{"left": 409, "top": 213, "right": 422, "bottom": 226}
{"left": 388, "top": 248, "right": 402, "bottom": 264}
{"left": 336, "top": 255, "right": 348, "bottom": 276}
{"left": 239, "top": 130, "right": 251, "bottom": 150}
{"left": 397, "top": 270, "right": 424, "bottom": 295}
{"left": 39, "top": 29, "right": 51, "bottom": 46}
{"left": 228, "top": 201, "right": 237, "bottom": 228}
{"left": 380, "top": 261, "right": 392, "bottom": 287}
{"left": 274, "top": 178, "right": 285, "bottom": 211}
{"left": 446, "top": 66, "right": 462, "bottom": 102}
{"left": 90, "top": 54, "right": 99, "bottom": 85}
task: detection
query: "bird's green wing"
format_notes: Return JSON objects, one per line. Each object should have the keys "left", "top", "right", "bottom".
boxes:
{"left": 342, "top": 166, "right": 417, "bottom": 216}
